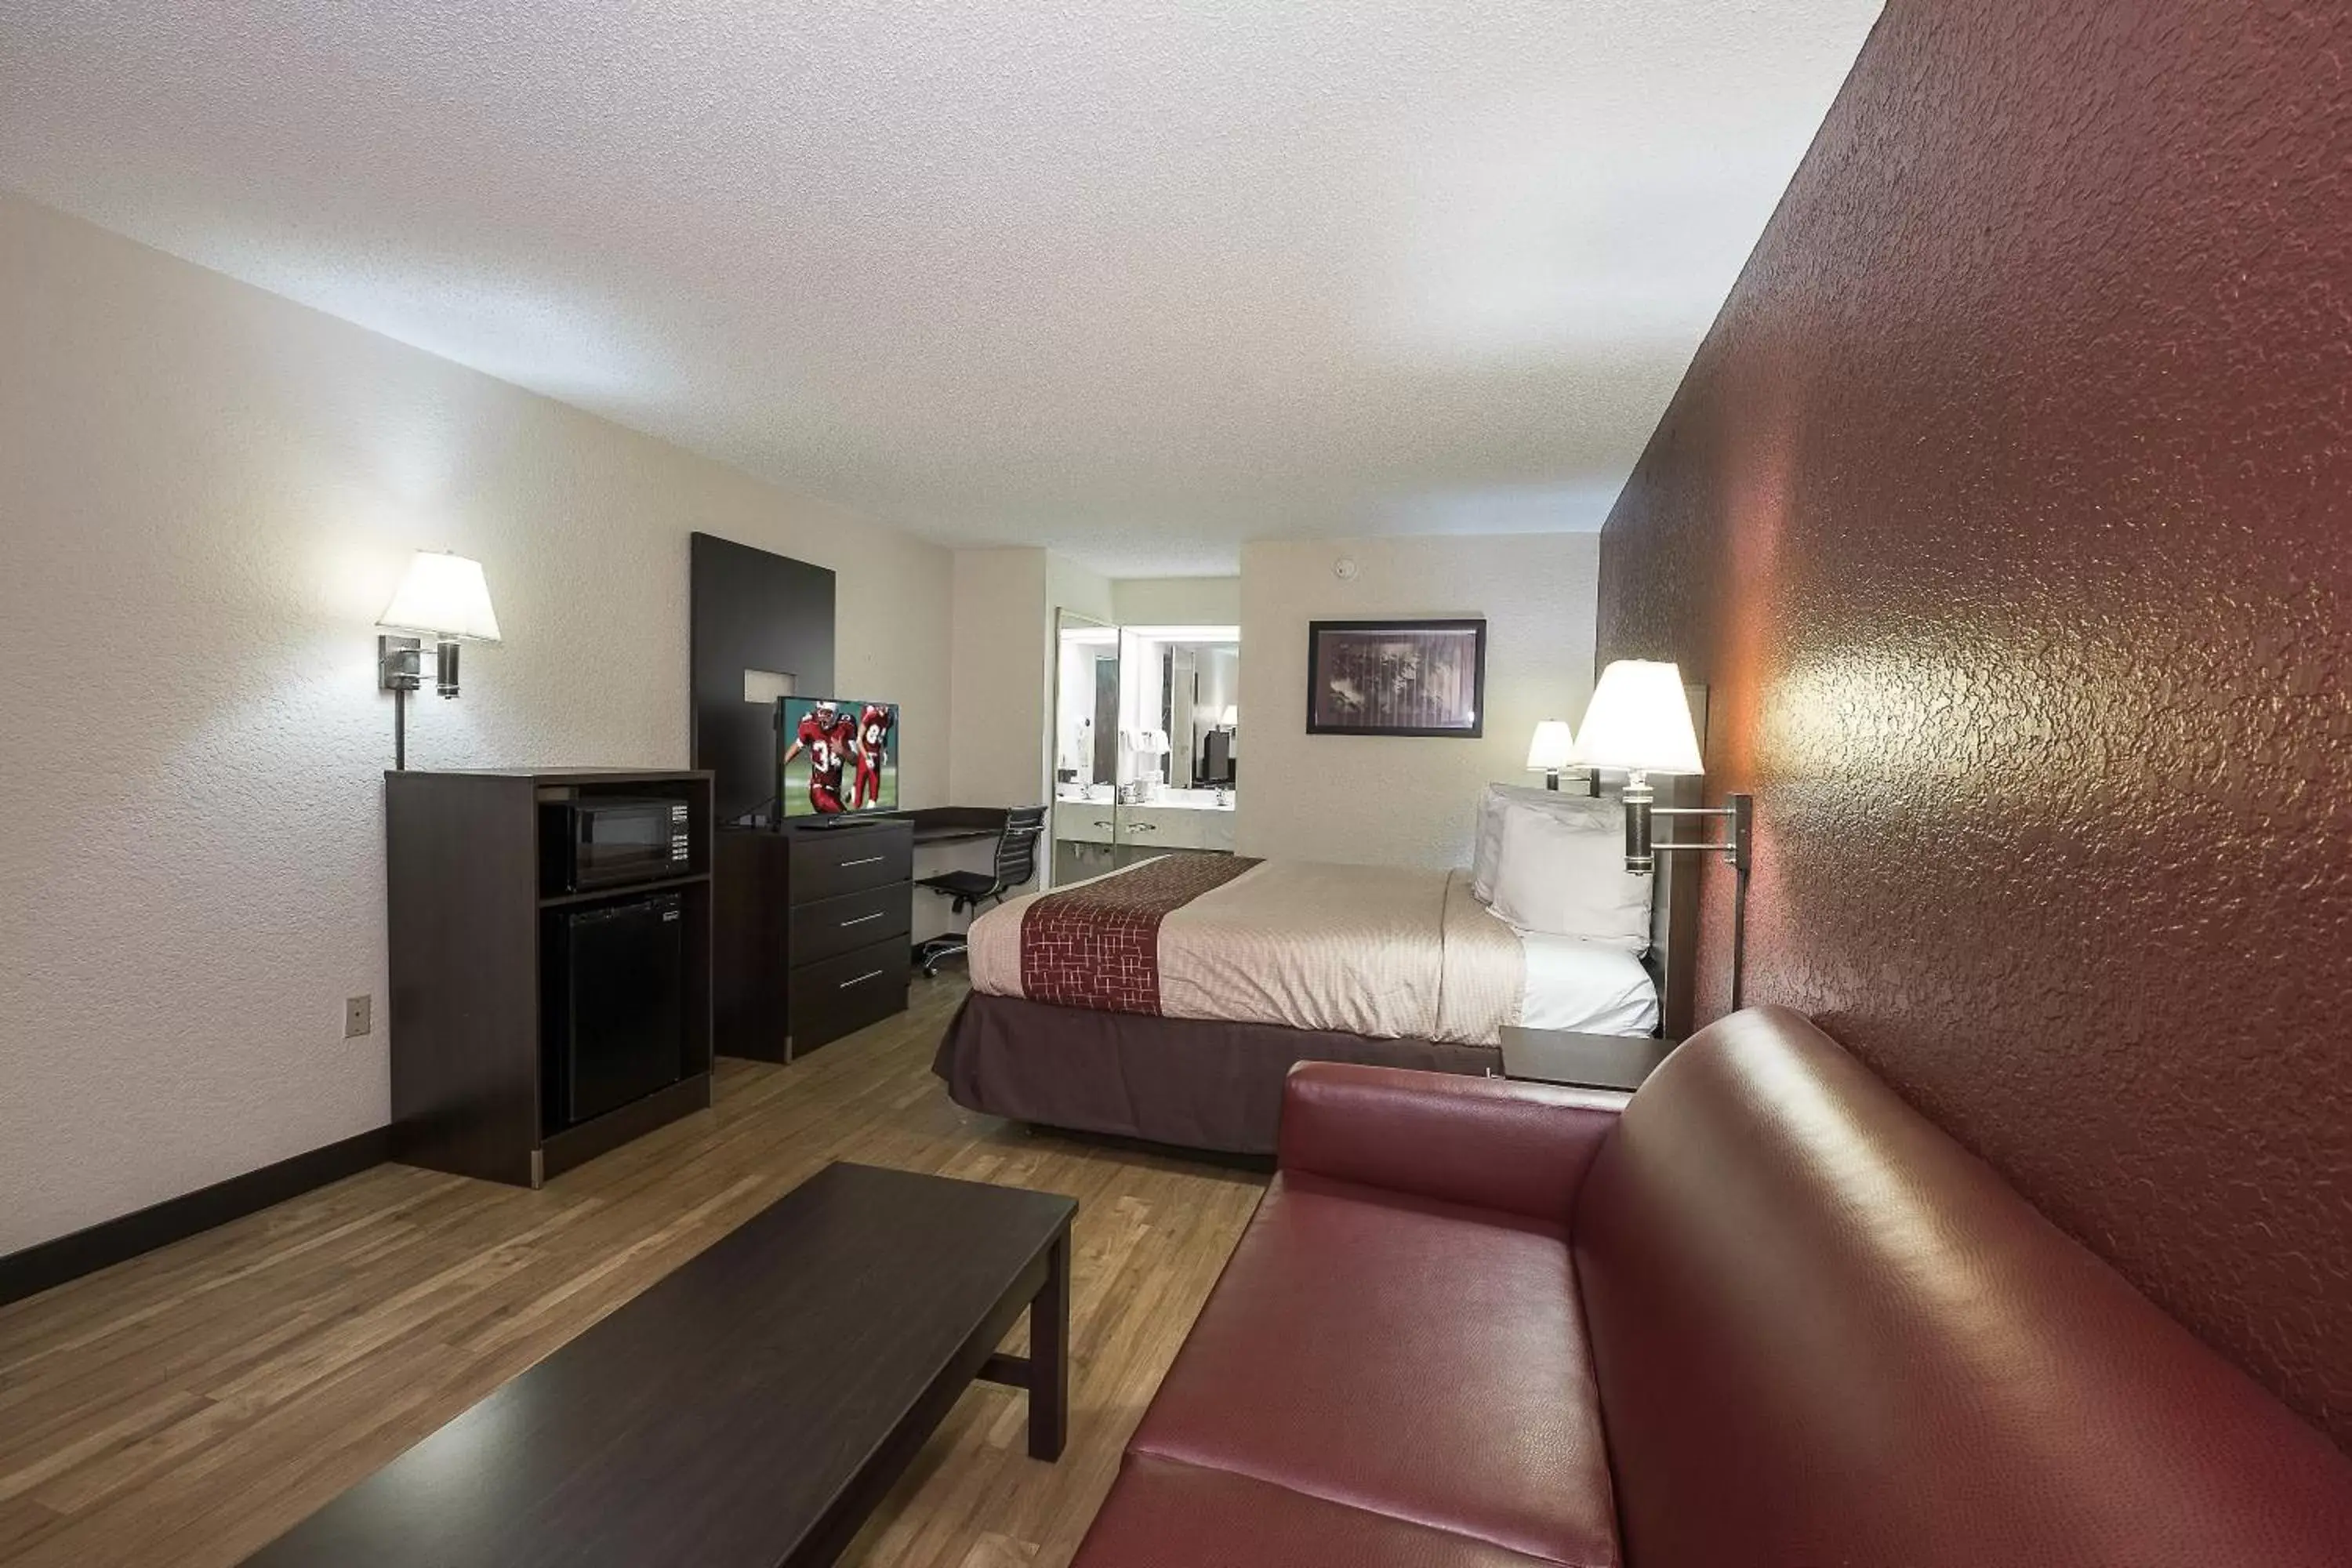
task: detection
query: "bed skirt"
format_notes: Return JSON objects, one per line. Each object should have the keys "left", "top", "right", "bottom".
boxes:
{"left": 931, "top": 991, "right": 1501, "bottom": 1156}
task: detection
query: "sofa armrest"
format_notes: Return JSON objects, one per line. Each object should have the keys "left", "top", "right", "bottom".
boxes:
{"left": 1277, "top": 1061, "right": 1625, "bottom": 1225}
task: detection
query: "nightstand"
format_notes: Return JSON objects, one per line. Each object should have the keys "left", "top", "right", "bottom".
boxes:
{"left": 1497, "top": 1026, "right": 1676, "bottom": 1093}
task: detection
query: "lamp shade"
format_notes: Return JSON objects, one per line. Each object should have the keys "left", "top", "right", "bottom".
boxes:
{"left": 1575, "top": 660, "right": 1702, "bottom": 774}
{"left": 1525, "top": 720, "right": 1577, "bottom": 772}
{"left": 379, "top": 550, "right": 502, "bottom": 642}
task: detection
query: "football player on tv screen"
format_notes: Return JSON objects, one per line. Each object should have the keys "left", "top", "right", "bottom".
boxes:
{"left": 852, "top": 703, "right": 893, "bottom": 809}
{"left": 780, "top": 700, "right": 857, "bottom": 813}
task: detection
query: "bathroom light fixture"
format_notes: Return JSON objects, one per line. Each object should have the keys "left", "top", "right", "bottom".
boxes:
{"left": 378, "top": 550, "right": 501, "bottom": 769}
{"left": 1524, "top": 720, "right": 1577, "bottom": 790}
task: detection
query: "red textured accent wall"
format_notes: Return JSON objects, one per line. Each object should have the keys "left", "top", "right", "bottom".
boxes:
{"left": 1598, "top": 0, "right": 2352, "bottom": 1443}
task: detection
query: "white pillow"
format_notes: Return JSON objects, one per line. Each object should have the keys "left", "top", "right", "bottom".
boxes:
{"left": 1471, "top": 784, "right": 1619, "bottom": 904}
{"left": 1486, "top": 800, "right": 1653, "bottom": 953}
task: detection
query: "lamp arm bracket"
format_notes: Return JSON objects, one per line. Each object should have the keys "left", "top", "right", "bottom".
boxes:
{"left": 1653, "top": 840, "right": 1742, "bottom": 868}
{"left": 1647, "top": 793, "right": 1755, "bottom": 873}
{"left": 378, "top": 635, "right": 423, "bottom": 691}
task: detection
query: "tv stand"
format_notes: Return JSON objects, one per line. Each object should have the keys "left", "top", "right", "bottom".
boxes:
{"left": 714, "top": 818, "right": 913, "bottom": 1062}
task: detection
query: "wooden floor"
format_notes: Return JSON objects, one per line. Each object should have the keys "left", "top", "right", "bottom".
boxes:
{"left": 0, "top": 975, "right": 1268, "bottom": 1567}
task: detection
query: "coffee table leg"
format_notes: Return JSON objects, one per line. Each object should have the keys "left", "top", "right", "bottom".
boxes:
{"left": 1029, "top": 1229, "right": 1070, "bottom": 1461}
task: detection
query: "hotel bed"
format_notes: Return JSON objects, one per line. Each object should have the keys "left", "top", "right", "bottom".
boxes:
{"left": 932, "top": 837, "right": 1678, "bottom": 1154}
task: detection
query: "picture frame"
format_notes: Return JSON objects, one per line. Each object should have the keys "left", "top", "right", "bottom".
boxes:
{"left": 1305, "top": 618, "right": 1487, "bottom": 738}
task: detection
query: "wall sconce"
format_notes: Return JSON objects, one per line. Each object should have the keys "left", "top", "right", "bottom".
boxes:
{"left": 1524, "top": 720, "right": 1577, "bottom": 791}
{"left": 1577, "top": 659, "right": 1757, "bottom": 1007}
{"left": 378, "top": 550, "right": 501, "bottom": 770}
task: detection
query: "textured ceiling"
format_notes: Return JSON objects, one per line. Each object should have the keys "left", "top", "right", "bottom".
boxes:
{"left": 0, "top": 0, "right": 1881, "bottom": 575}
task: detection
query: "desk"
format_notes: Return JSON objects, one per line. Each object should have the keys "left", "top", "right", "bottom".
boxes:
{"left": 913, "top": 825, "right": 997, "bottom": 846}
{"left": 897, "top": 806, "right": 1009, "bottom": 847}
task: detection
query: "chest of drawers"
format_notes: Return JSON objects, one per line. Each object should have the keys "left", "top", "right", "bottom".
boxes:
{"left": 714, "top": 819, "right": 913, "bottom": 1062}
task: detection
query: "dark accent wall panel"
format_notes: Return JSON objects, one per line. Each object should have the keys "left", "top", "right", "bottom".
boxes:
{"left": 690, "top": 533, "right": 835, "bottom": 823}
{"left": 1595, "top": 0, "right": 2352, "bottom": 1443}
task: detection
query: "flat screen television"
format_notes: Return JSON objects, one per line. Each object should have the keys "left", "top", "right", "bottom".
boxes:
{"left": 777, "top": 697, "right": 898, "bottom": 818}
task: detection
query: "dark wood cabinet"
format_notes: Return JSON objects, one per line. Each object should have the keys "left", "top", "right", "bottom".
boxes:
{"left": 386, "top": 768, "right": 715, "bottom": 1189}
{"left": 715, "top": 819, "right": 913, "bottom": 1062}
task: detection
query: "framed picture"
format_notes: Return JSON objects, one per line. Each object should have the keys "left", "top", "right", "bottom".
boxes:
{"left": 1305, "top": 619, "right": 1486, "bottom": 738}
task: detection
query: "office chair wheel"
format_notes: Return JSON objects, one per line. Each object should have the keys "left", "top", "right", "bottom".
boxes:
{"left": 915, "top": 936, "right": 967, "bottom": 978}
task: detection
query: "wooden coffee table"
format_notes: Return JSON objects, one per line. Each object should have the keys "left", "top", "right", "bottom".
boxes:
{"left": 243, "top": 1162, "right": 1077, "bottom": 1568}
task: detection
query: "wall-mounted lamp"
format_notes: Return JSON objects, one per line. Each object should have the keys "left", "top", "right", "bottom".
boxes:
{"left": 378, "top": 550, "right": 501, "bottom": 770}
{"left": 1524, "top": 720, "right": 1577, "bottom": 790}
{"left": 1577, "top": 659, "right": 1757, "bottom": 1007}
{"left": 1218, "top": 705, "right": 1239, "bottom": 730}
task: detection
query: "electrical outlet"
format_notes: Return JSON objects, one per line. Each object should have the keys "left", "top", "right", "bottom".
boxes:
{"left": 343, "top": 995, "right": 372, "bottom": 1038}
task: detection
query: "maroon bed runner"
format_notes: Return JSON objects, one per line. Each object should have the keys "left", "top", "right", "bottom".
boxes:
{"left": 1018, "top": 854, "right": 1262, "bottom": 1014}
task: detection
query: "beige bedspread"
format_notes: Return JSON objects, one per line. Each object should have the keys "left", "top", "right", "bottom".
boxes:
{"left": 967, "top": 858, "right": 1525, "bottom": 1045}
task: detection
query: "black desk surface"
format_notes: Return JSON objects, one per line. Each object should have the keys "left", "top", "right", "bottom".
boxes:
{"left": 898, "top": 806, "right": 1010, "bottom": 846}
{"left": 244, "top": 1163, "right": 1076, "bottom": 1568}
{"left": 912, "top": 825, "right": 999, "bottom": 844}
{"left": 735, "top": 809, "right": 1000, "bottom": 844}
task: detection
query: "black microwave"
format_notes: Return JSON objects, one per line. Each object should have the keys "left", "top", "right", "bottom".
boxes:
{"left": 543, "top": 797, "right": 691, "bottom": 893}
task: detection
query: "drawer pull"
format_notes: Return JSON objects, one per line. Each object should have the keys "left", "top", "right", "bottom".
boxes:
{"left": 840, "top": 855, "right": 885, "bottom": 868}
{"left": 1128, "top": 822, "right": 1157, "bottom": 833}
{"left": 1093, "top": 819, "right": 1115, "bottom": 829}
{"left": 839, "top": 969, "right": 887, "bottom": 989}
{"left": 838, "top": 912, "right": 885, "bottom": 928}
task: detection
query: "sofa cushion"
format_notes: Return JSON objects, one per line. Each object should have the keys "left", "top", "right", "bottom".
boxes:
{"left": 1127, "top": 1171, "right": 1619, "bottom": 1567}
{"left": 1071, "top": 1454, "right": 1563, "bottom": 1568}
{"left": 1574, "top": 1006, "right": 2352, "bottom": 1568}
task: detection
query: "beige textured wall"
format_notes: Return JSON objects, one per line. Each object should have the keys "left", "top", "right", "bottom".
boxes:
{"left": 947, "top": 548, "right": 1112, "bottom": 811}
{"left": 1110, "top": 575, "right": 1240, "bottom": 626}
{"left": 1047, "top": 554, "right": 1115, "bottom": 630}
{"left": 0, "top": 193, "right": 952, "bottom": 1254}
{"left": 948, "top": 548, "right": 1051, "bottom": 808}
{"left": 1236, "top": 535, "right": 1599, "bottom": 868}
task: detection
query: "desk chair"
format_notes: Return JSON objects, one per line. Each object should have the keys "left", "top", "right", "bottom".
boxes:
{"left": 914, "top": 806, "right": 1047, "bottom": 978}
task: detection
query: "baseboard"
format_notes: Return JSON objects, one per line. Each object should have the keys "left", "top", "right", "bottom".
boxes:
{"left": 0, "top": 1127, "right": 390, "bottom": 1309}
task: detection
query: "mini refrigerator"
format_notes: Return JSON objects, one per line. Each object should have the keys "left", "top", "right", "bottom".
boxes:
{"left": 543, "top": 892, "right": 687, "bottom": 1130}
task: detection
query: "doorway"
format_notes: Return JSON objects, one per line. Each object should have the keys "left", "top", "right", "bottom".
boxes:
{"left": 1049, "top": 619, "right": 1240, "bottom": 885}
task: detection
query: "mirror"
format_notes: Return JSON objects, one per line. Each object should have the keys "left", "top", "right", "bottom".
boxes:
{"left": 1117, "top": 624, "right": 1239, "bottom": 793}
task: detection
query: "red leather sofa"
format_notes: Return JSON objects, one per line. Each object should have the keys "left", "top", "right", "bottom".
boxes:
{"left": 1069, "top": 1006, "right": 2352, "bottom": 1567}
